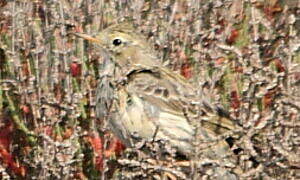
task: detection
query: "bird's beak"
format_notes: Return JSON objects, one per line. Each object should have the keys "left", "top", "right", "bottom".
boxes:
{"left": 72, "top": 33, "right": 102, "bottom": 44}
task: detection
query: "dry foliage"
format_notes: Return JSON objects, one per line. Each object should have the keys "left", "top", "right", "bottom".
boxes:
{"left": 0, "top": 0, "right": 299, "bottom": 179}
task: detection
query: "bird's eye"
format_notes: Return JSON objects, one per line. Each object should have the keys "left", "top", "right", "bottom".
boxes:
{"left": 112, "top": 39, "right": 122, "bottom": 46}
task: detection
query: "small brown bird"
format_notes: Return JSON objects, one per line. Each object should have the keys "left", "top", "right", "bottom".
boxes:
{"left": 75, "top": 23, "right": 239, "bottom": 179}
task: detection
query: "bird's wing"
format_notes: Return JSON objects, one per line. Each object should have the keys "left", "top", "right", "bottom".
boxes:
{"left": 126, "top": 66, "right": 237, "bottom": 134}
{"left": 124, "top": 66, "right": 238, "bottom": 156}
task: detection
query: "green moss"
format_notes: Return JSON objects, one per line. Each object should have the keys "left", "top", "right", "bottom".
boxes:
{"left": 5, "top": 93, "right": 37, "bottom": 144}
{"left": 236, "top": 75, "right": 244, "bottom": 96}
{"left": 258, "top": 23, "right": 268, "bottom": 33}
{"left": 218, "top": 65, "right": 234, "bottom": 109}
{"left": 257, "top": 98, "right": 263, "bottom": 112}
{"left": 54, "top": 124, "right": 63, "bottom": 137}
{"left": 80, "top": 97, "right": 88, "bottom": 120}
{"left": 207, "top": 66, "right": 214, "bottom": 78}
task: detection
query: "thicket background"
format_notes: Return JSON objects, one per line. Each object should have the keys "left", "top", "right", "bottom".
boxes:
{"left": 0, "top": 0, "right": 299, "bottom": 179}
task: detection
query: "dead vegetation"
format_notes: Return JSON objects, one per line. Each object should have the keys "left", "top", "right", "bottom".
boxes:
{"left": 0, "top": 0, "right": 299, "bottom": 179}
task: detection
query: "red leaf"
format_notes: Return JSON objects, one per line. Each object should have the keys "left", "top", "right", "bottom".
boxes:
{"left": 87, "top": 132, "right": 103, "bottom": 171}
{"left": 20, "top": 105, "right": 31, "bottom": 115}
{"left": 0, "top": 121, "right": 13, "bottom": 150}
{"left": 215, "top": 57, "right": 226, "bottom": 65}
{"left": 105, "top": 137, "right": 125, "bottom": 157}
{"left": 0, "top": 122, "right": 26, "bottom": 176}
{"left": 263, "top": 89, "right": 277, "bottom": 109}
{"left": 226, "top": 29, "right": 239, "bottom": 45}
{"left": 230, "top": 91, "right": 241, "bottom": 109}
{"left": 21, "top": 61, "right": 30, "bottom": 77}
{"left": 0, "top": 147, "right": 26, "bottom": 176}
{"left": 63, "top": 128, "right": 73, "bottom": 140}
{"left": 180, "top": 63, "right": 192, "bottom": 79}
{"left": 70, "top": 62, "right": 82, "bottom": 77}
{"left": 273, "top": 58, "right": 285, "bottom": 72}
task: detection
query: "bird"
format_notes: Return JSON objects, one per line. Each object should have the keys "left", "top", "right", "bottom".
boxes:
{"left": 74, "top": 22, "right": 240, "bottom": 179}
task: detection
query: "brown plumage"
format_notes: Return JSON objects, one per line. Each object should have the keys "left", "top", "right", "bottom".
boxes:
{"left": 75, "top": 23, "right": 240, "bottom": 179}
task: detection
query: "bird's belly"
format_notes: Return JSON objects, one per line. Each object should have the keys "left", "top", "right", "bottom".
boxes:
{"left": 117, "top": 91, "right": 195, "bottom": 154}
{"left": 118, "top": 93, "right": 157, "bottom": 142}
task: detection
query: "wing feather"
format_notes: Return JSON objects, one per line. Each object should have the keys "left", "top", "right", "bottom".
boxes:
{"left": 123, "top": 66, "right": 237, "bottom": 155}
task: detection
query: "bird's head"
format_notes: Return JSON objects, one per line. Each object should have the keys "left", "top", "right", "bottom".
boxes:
{"left": 74, "top": 23, "right": 160, "bottom": 67}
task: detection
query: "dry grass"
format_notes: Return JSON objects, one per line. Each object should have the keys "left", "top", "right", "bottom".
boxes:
{"left": 0, "top": 0, "right": 299, "bottom": 179}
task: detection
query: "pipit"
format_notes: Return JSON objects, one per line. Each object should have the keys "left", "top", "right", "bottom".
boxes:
{"left": 75, "top": 23, "right": 240, "bottom": 179}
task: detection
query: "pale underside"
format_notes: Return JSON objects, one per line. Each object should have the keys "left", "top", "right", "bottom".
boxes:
{"left": 108, "top": 65, "right": 236, "bottom": 163}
